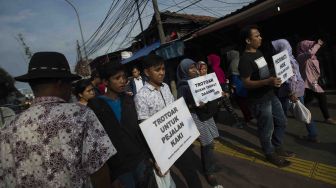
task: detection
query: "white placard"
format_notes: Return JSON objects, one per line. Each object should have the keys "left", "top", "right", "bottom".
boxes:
{"left": 139, "top": 98, "right": 200, "bottom": 174}
{"left": 272, "top": 50, "right": 294, "bottom": 83}
{"left": 187, "top": 72, "right": 223, "bottom": 106}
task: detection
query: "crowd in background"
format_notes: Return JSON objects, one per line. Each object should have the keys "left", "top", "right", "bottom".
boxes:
{"left": 1, "top": 24, "right": 335, "bottom": 188}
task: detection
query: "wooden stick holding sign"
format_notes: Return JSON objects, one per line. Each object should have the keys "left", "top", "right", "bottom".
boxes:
{"left": 187, "top": 72, "right": 223, "bottom": 106}
{"left": 139, "top": 98, "right": 200, "bottom": 174}
{"left": 272, "top": 50, "right": 294, "bottom": 84}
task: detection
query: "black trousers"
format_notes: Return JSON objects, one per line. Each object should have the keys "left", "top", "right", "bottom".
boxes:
{"left": 174, "top": 146, "right": 203, "bottom": 188}
{"left": 304, "top": 89, "right": 330, "bottom": 119}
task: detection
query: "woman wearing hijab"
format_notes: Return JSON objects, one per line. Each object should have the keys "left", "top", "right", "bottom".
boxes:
{"left": 207, "top": 54, "right": 226, "bottom": 89}
{"left": 208, "top": 53, "right": 245, "bottom": 128}
{"left": 296, "top": 39, "right": 336, "bottom": 125}
{"left": 272, "top": 39, "right": 318, "bottom": 142}
{"left": 177, "top": 58, "right": 223, "bottom": 188}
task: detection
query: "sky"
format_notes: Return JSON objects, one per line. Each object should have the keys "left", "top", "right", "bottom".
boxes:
{"left": 0, "top": 0, "right": 253, "bottom": 89}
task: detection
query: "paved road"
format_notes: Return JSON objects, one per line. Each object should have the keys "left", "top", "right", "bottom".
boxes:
{"left": 171, "top": 93, "right": 336, "bottom": 188}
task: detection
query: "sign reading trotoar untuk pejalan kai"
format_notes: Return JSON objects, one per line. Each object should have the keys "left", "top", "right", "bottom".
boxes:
{"left": 139, "top": 97, "right": 200, "bottom": 174}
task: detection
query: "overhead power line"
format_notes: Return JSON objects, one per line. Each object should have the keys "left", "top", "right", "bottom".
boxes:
{"left": 83, "top": 0, "right": 149, "bottom": 56}
{"left": 175, "top": 0, "right": 202, "bottom": 13}
{"left": 186, "top": 0, "right": 222, "bottom": 17}
{"left": 212, "top": 0, "right": 254, "bottom": 5}
{"left": 172, "top": 0, "right": 187, "bottom": 13}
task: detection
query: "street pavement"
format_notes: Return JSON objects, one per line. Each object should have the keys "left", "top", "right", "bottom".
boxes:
{"left": 171, "top": 93, "right": 336, "bottom": 188}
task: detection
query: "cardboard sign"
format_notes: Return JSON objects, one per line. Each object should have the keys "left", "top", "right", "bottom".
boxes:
{"left": 187, "top": 72, "right": 223, "bottom": 106}
{"left": 272, "top": 50, "right": 294, "bottom": 83}
{"left": 139, "top": 98, "right": 200, "bottom": 174}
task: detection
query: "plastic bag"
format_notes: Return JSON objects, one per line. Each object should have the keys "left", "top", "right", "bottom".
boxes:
{"left": 153, "top": 170, "right": 176, "bottom": 188}
{"left": 289, "top": 100, "right": 311, "bottom": 124}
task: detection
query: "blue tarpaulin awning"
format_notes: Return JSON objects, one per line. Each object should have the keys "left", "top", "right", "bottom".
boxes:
{"left": 155, "top": 40, "right": 184, "bottom": 60}
{"left": 121, "top": 41, "right": 161, "bottom": 64}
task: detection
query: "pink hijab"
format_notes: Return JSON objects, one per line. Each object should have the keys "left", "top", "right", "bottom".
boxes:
{"left": 207, "top": 54, "right": 226, "bottom": 84}
{"left": 296, "top": 40, "right": 323, "bottom": 92}
{"left": 297, "top": 40, "right": 318, "bottom": 61}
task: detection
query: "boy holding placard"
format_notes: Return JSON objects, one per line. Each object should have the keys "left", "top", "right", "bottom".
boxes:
{"left": 134, "top": 54, "right": 176, "bottom": 187}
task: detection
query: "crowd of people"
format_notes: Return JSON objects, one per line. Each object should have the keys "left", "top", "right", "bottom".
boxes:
{"left": 0, "top": 24, "right": 335, "bottom": 188}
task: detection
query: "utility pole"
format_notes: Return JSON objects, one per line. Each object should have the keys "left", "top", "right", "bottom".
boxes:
{"left": 151, "top": 0, "right": 166, "bottom": 44}
{"left": 65, "top": 0, "right": 88, "bottom": 61}
{"left": 151, "top": 0, "right": 177, "bottom": 98}
{"left": 135, "top": 0, "right": 146, "bottom": 46}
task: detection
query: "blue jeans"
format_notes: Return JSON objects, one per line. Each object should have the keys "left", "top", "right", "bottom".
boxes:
{"left": 279, "top": 96, "right": 317, "bottom": 139}
{"left": 118, "top": 160, "right": 146, "bottom": 188}
{"left": 250, "top": 95, "right": 287, "bottom": 155}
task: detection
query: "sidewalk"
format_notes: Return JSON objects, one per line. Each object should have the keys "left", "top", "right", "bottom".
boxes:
{"left": 172, "top": 93, "right": 336, "bottom": 188}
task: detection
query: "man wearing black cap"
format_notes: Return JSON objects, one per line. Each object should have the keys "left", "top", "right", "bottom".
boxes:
{"left": 0, "top": 52, "right": 116, "bottom": 188}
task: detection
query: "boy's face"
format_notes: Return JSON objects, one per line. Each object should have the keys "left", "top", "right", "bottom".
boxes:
{"left": 144, "top": 63, "right": 165, "bottom": 86}
{"left": 132, "top": 68, "right": 140, "bottom": 78}
{"left": 105, "top": 71, "right": 127, "bottom": 93}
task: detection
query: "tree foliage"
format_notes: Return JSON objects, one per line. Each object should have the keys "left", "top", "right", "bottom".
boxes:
{"left": 17, "top": 33, "right": 33, "bottom": 62}
{"left": 0, "top": 67, "right": 15, "bottom": 89}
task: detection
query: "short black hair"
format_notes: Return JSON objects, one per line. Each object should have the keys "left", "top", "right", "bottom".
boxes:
{"left": 142, "top": 54, "right": 164, "bottom": 69}
{"left": 73, "top": 79, "right": 92, "bottom": 99}
{"left": 239, "top": 25, "right": 260, "bottom": 47}
{"left": 99, "top": 62, "right": 125, "bottom": 80}
{"left": 131, "top": 66, "right": 140, "bottom": 72}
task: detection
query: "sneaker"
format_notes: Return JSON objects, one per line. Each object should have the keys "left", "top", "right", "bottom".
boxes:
{"left": 301, "top": 136, "right": 320, "bottom": 143}
{"left": 275, "top": 147, "right": 296, "bottom": 158}
{"left": 325, "top": 118, "right": 336, "bottom": 125}
{"left": 266, "top": 153, "right": 291, "bottom": 167}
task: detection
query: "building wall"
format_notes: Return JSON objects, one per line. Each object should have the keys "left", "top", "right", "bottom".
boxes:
{"left": 185, "top": 1, "right": 336, "bottom": 89}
